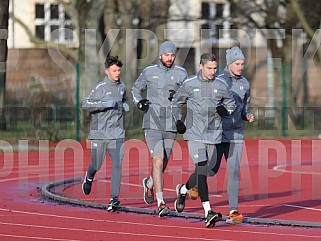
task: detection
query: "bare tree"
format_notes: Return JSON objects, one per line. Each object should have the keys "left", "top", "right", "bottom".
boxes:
{"left": 101, "top": 0, "right": 171, "bottom": 132}
{"left": 227, "top": 0, "right": 320, "bottom": 108}
{"left": 11, "top": 0, "right": 170, "bottom": 138}
{"left": 0, "top": 0, "right": 9, "bottom": 130}
{"left": 64, "top": 0, "right": 107, "bottom": 101}
{"left": 61, "top": 0, "right": 107, "bottom": 137}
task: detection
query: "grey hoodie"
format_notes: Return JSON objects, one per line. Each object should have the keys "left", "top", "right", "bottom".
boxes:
{"left": 171, "top": 71, "right": 236, "bottom": 144}
{"left": 216, "top": 69, "right": 251, "bottom": 142}
{"left": 132, "top": 61, "right": 187, "bottom": 131}
{"left": 82, "top": 76, "right": 129, "bottom": 139}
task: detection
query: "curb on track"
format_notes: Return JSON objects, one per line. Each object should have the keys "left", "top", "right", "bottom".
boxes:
{"left": 40, "top": 178, "right": 321, "bottom": 228}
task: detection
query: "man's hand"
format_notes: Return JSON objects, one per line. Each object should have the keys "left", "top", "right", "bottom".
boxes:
{"left": 247, "top": 113, "right": 254, "bottom": 123}
{"left": 137, "top": 99, "right": 150, "bottom": 112}
{"left": 168, "top": 90, "right": 176, "bottom": 101}
{"left": 176, "top": 120, "right": 186, "bottom": 134}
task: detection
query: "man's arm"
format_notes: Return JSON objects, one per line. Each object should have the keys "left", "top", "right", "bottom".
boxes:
{"left": 82, "top": 85, "right": 116, "bottom": 112}
{"left": 122, "top": 88, "right": 130, "bottom": 112}
{"left": 241, "top": 86, "right": 253, "bottom": 122}
{"left": 216, "top": 78, "right": 236, "bottom": 116}
{"left": 132, "top": 71, "right": 147, "bottom": 105}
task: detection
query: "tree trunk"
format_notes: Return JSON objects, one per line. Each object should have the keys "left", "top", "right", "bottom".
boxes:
{"left": 0, "top": 0, "right": 9, "bottom": 130}
{"left": 76, "top": 0, "right": 107, "bottom": 138}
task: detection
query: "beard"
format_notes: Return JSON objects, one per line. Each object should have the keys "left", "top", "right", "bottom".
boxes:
{"left": 160, "top": 58, "right": 174, "bottom": 68}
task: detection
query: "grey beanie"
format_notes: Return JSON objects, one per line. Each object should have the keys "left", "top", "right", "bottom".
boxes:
{"left": 159, "top": 41, "right": 176, "bottom": 56}
{"left": 226, "top": 46, "right": 245, "bottom": 65}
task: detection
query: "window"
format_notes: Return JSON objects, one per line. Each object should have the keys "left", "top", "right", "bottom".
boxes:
{"left": 200, "top": 1, "right": 231, "bottom": 41}
{"left": 35, "top": 25, "right": 45, "bottom": 39}
{"left": 201, "top": 2, "right": 210, "bottom": 18}
{"left": 216, "top": 4, "right": 224, "bottom": 18}
{"left": 50, "top": 4, "right": 59, "bottom": 19}
{"left": 35, "top": 4, "right": 44, "bottom": 18}
{"left": 35, "top": 3, "right": 75, "bottom": 44}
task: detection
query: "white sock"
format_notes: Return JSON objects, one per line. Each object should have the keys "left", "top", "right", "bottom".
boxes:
{"left": 202, "top": 201, "right": 211, "bottom": 217}
{"left": 156, "top": 192, "right": 164, "bottom": 207}
{"left": 180, "top": 184, "right": 188, "bottom": 194}
{"left": 147, "top": 176, "right": 153, "bottom": 188}
{"left": 230, "top": 209, "right": 238, "bottom": 215}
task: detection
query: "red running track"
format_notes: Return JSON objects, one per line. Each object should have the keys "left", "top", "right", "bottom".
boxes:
{"left": 1, "top": 139, "right": 321, "bottom": 241}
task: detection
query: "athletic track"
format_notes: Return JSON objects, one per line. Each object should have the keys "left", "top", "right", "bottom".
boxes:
{"left": 1, "top": 139, "right": 321, "bottom": 241}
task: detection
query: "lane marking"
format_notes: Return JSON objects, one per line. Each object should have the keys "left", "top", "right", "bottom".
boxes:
{"left": 273, "top": 162, "right": 321, "bottom": 175}
{"left": 284, "top": 204, "right": 321, "bottom": 212}
{"left": 0, "top": 222, "right": 230, "bottom": 241}
{"left": 0, "top": 208, "right": 320, "bottom": 239}
{"left": 0, "top": 233, "right": 80, "bottom": 241}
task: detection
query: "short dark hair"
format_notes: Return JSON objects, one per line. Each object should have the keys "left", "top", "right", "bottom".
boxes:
{"left": 105, "top": 55, "right": 123, "bottom": 68}
{"left": 200, "top": 53, "right": 217, "bottom": 65}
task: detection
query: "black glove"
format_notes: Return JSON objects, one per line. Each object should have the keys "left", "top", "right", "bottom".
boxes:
{"left": 216, "top": 105, "right": 229, "bottom": 116}
{"left": 168, "top": 90, "right": 176, "bottom": 101}
{"left": 176, "top": 120, "right": 186, "bottom": 134}
{"left": 137, "top": 99, "right": 150, "bottom": 112}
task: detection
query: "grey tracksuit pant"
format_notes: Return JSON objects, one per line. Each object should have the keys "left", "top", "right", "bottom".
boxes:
{"left": 87, "top": 139, "right": 124, "bottom": 198}
{"left": 211, "top": 142, "right": 243, "bottom": 212}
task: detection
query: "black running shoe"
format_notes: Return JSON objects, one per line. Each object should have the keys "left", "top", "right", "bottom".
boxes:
{"left": 205, "top": 210, "right": 222, "bottom": 228}
{"left": 82, "top": 172, "right": 93, "bottom": 195}
{"left": 158, "top": 203, "right": 170, "bottom": 217}
{"left": 174, "top": 184, "right": 186, "bottom": 213}
{"left": 143, "top": 177, "right": 154, "bottom": 204}
{"left": 107, "top": 197, "right": 121, "bottom": 212}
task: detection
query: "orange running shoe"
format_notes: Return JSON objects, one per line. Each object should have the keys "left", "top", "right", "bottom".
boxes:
{"left": 226, "top": 210, "right": 244, "bottom": 224}
{"left": 188, "top": 186, "right": 198, "bottom": 200}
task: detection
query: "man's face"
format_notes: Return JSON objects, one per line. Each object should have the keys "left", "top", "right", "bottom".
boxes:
{"left": 228, "top": 59, "right": 245, "bottom": 77}
{"left": 159, "top": 53, "right": 176, "bottom": 68}
{"left": 200, "top": 60, "right": 217, "bottom": 80}
{"left": 105, "top": 64, "right": 122, "bottom": 81}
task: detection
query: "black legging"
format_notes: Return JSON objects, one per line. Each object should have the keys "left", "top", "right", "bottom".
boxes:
{"left": 210, "top": 143, "right": 230, "bottom": 175}
{"left": 185, "top": 161, "right": 209, "bottom": 202}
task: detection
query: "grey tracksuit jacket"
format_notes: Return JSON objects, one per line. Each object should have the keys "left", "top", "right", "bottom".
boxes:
{"left": 82, "top": 76, "right": 129, "bottom": 139}
{"left": 132, "top": 61, "right": 187, "bottom": 131}
{"left": 171, "top": 71, "right": 236, "bottom": 144}
{"left": 216, "top": 69, "right": 251, "bottom": 142}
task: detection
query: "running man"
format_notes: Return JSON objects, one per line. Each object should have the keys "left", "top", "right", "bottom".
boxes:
{"left": 82, "top": 56, "right": 129, "bottom": 212}
{"left": 132, "top": 40, "right": 187, "bottom": 217}
{"left": 209, "top": 46, "right": 254, "bottom": 224}
{"left": 171, "top": 53, "right": 236, "bottom": 227}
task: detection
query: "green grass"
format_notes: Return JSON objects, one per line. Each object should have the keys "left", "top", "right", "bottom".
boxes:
{"left": 0, "top": 119, "right": 319, "bottom": 145}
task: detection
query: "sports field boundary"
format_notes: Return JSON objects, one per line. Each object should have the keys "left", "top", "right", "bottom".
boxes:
{"left": 40, "top": 178, "right": 321, "bottom": 228}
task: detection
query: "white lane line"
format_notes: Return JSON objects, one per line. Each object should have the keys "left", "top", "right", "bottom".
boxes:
{"left": 273, "top": 163, "right": 321, "bottom": 175}
{"left": 0, "top": 172, "right": 83, "bottom": 183}
{"left": 0, "top": 222, "right": 230, "bottom": 241}
{"left": 0, "top": 233, "right": 80, "bottom": 241}
{"left": 0, "top": 208, "right": 320, "bottom": 239}
{"left": 284, "top": 204, "right": 321, "bottom": 212}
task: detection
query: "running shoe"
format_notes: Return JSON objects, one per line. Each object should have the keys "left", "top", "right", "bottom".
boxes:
{"left": 226, "top": 210, "right": 243, "bottom": 224}
{"left": 82, "top": 172, "right": 93, "bottom": 195}
{"left": 143, "top": 177, "right": 154, "bottom": 204}
{"left": 107, "top": 197, "right": 121, "bottom": 212}
{"left": 205, "top": 210, "right": 222, "bottom": 228}
{"left": 158, "top": 203, "right": 170, "bottom": 217}
{"left": 174, "top": 184, "right": 186, "bottom": 213}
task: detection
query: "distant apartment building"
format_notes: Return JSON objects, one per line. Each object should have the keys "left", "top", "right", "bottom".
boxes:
{"left": 8, "top": 0, "right": 77, "bottom": 48}
{"left": 8, "top": 0, "right": 242, "bottom": 51}
{"left": 167, "top": 0, "right": 236, "bottom": 69}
